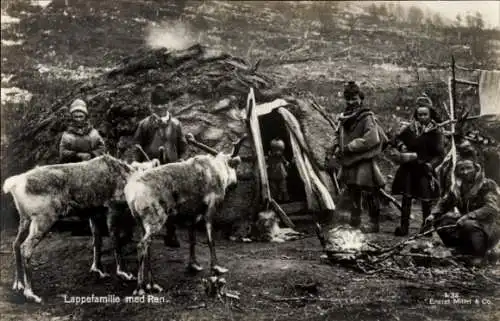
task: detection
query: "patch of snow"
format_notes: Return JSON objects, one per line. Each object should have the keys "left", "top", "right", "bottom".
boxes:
{"left": 1, "top": 87, "right": 33, "bottom": 105}
{"left": 30, "top": 0, "right": 52, "bottom": 8}
{"left": 1, "top": 14, "right": 20, "bottom": 30}
{"left": 1, "top": 74, "right": 14, "bottom": 84}
{"left": 132, "top": 17, "right": 147, "bottom": 23}
{"left": 372, "top": 63, "right": 407, "bottom": 72}
{"left": 35, "top": 64, "right": 112, "bottom": 81}
{"left": 344, "top": 4, "right": 366, "bottom": 16}
{"left": 1, "top": 39, "right": 24, "bottom": 46}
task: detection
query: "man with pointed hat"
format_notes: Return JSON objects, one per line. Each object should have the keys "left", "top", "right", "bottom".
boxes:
{"left": 332, "top": 81, "right": 388, "bottom": 233}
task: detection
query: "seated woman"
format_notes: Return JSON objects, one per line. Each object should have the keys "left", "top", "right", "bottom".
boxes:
{"left": 426, "top": 153, "right": 500, "bottom": 265}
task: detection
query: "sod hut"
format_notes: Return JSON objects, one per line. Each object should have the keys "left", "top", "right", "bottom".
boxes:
{"left": 5, "top": 44, "right": 338, "bottom": 236}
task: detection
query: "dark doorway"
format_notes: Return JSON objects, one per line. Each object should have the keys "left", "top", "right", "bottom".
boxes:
{"left": 258, "top": 109, "right": 306, "bottom": 203}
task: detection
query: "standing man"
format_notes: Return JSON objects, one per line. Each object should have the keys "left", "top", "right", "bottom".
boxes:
{"left": 134, "top": 84, "right": 188, "bottom": 247}
{"left": 333, "top": 81, "right": 387, "bottom": 233}
{"left": 391, "top": 97, "right": 445, "bottom": 236}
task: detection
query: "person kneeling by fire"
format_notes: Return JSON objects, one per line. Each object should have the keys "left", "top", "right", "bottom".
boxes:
{"left": 426, "top": 151, "right": 500, "bottom": 265}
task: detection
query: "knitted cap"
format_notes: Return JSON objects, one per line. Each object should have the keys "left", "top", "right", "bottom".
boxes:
{"left": 343, "top": 81, "right": 364, "bottom": 100}
{"left": 69, "top": 99, "right": 88, "bottom": 115}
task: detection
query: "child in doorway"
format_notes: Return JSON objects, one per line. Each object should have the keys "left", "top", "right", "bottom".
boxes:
{"left": 267, "top": 138, "right": 290, "bottom": 202}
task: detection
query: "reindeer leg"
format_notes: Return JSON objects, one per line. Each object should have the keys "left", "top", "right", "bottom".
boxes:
{"left": 145, "top": 244, "right": 163, "bottom": 293}
{"left": 89, "top": 215, "right": 109, "bottom": 279}
{"left": 134, "top": 203, "right": 166, "bottom": 295}
{"left": 134, "top": 224, "right": 150, "bottom": 296}
{"left": 107, "top": 205, "right": 134, "bottom": 281}
{"left": 12, "top": 217, "right": 30, "bottom": 291}
{"left": 314, "top": 221, "right": 327, "bottom": 249}
{"left": 204, "top": 199, "right": 227, "bottom": 275}
{"left": 187, "top": 220, "right": 203, "bottom": 273}
{"left": 21, "top": 215, "right": 56, "bottom": 303}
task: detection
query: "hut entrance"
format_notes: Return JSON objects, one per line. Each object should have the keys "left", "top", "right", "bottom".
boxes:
{"left": 258, "top": 109, "right": 307, "bottom": 214}
{"left": 246, "top": 93, "right": 336, "bottom": 224}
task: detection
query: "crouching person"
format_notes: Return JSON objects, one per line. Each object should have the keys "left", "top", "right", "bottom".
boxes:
{"left": 427, "top": 157, "right": 500, "bottom": 264}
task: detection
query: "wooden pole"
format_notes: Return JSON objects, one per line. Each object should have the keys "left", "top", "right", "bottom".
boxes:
{"left": 448, "top": 56, "right": 457, "bottom": 190}
{"left": 451, "top": 55, "right": 457, "bottom": 115}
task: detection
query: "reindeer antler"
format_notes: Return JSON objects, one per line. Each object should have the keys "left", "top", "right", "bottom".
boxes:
{"left": 185, "top": 133, "right": 219, "bottom": 156}
{"left": 230, "top": 134, "right": 247, "bottom": 157}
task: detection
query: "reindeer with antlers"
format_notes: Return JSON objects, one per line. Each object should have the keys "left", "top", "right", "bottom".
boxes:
{"left": 124, "top": 133, "right": 246, "bottom": 295}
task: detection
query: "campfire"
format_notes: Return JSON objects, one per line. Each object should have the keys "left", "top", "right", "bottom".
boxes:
{"left": 323, "top": 225, "right": 373, "bottom": 262}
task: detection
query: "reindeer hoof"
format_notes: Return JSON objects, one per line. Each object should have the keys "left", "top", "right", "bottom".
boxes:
{"left": 24, "top": 289, "right": 43, "bottom": 304}
{"left": 151, "top": 283, "right": 164, "bottom": 293}
{"left": 212, "top": 265, "right": 228, "bottom": 275}
{"left": 117, "top": 270, "right": 136, "bottom": 281}
{"left": 146, "top": 283, "right": 164, "bottom": 293}
{"left": 12, "top": 280, "right": 24, "bottom": 291}
{"left": 90, "top": 267, "right": 110, "bottom": 279}
{"left": 187, "top": 262, "right": 204, "bottom": 273}
{"left": 133, "top": 288, "right": 146, "bottom": 296}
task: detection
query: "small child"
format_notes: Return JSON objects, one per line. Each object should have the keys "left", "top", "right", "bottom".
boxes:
{"left": 266, "top": 138, "right": 290, "bottom": 202}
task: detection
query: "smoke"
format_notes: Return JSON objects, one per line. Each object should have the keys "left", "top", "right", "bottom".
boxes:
{"left": 145, "top": 20, "right": 198, "bottom": 50}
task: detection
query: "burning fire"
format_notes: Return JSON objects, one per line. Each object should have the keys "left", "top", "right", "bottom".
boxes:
{"left": 325, "top": 226, "right": 366, "bottom": 252}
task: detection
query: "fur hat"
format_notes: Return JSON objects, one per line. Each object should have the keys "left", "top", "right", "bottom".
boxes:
{"left": 455, "top": 154, "right": 482, "bottom": 175}
{"left": 151, "top": 84, "right": 168, "bottom": 106}
{"left": 416, "top": 96, "right": 433, "bottom": 108}
{"left": 69, "top": 99, "right": 88, "bottom": 115}
{"left": 457, "top": 140, "right": 479, "bottom": 162}
{"left": 343, "top": 81, "right": 364, "bottom": 101}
